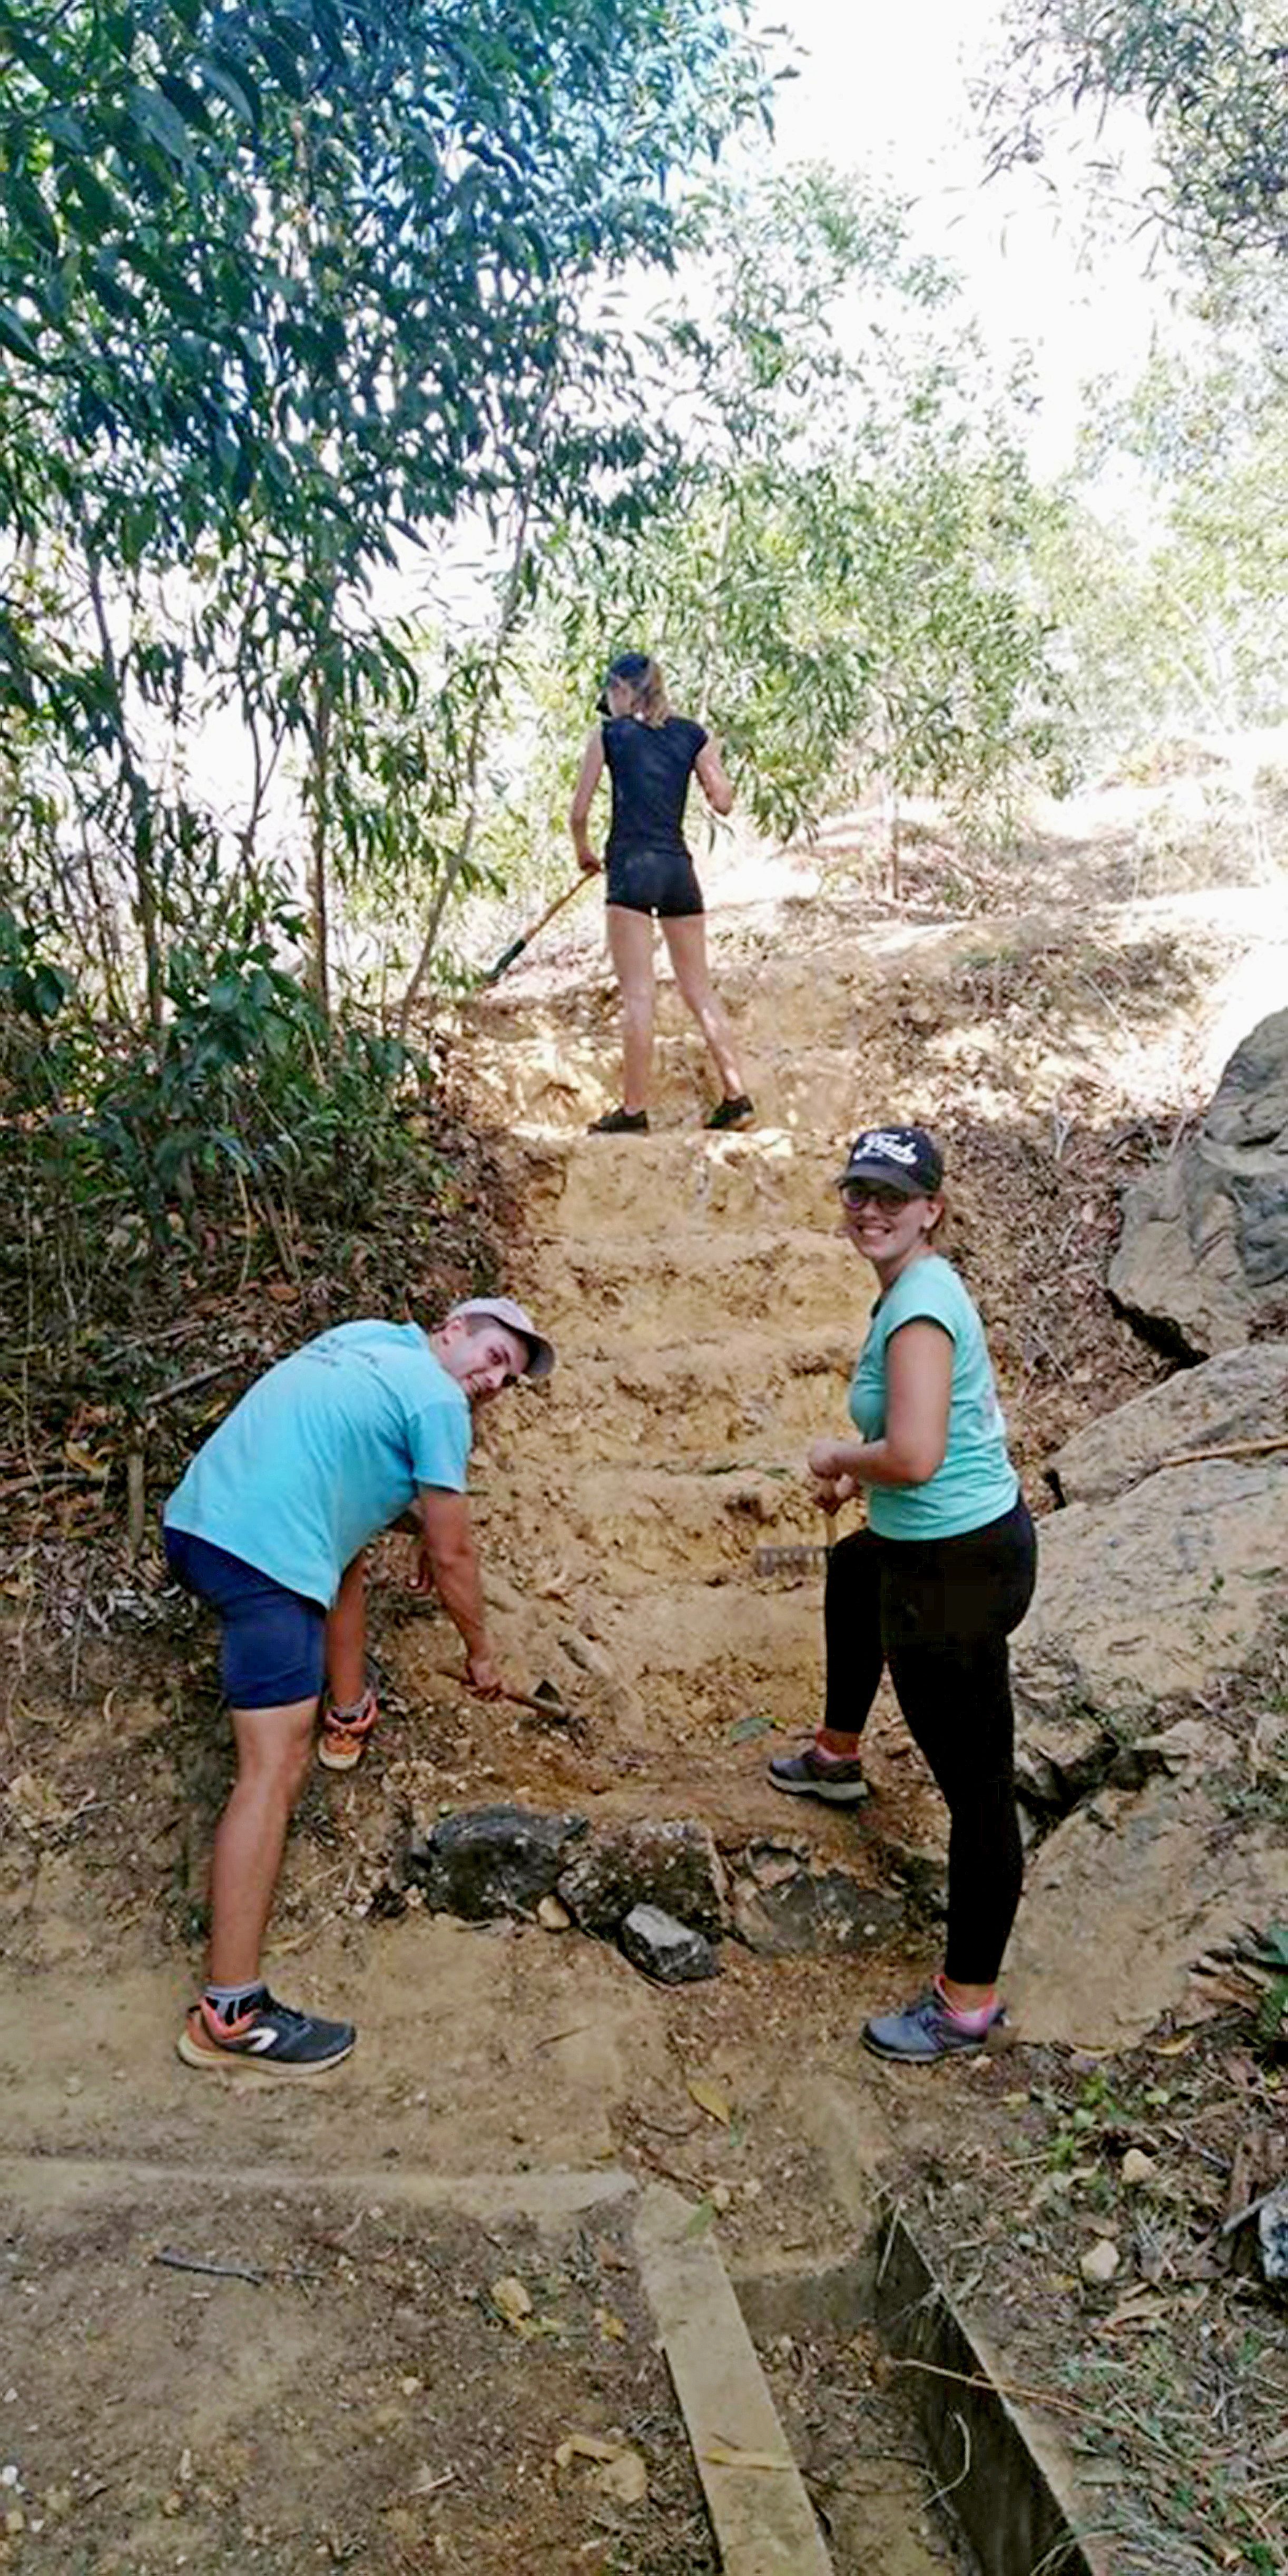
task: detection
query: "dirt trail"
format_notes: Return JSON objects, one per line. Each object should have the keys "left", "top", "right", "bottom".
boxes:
{"left": 4, "top": 814, "right": 1282, "bottom": 2573}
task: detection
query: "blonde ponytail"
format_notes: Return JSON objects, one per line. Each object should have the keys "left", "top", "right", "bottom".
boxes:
{"left": 606, "top": 650, "right": 672, "bottom": 726}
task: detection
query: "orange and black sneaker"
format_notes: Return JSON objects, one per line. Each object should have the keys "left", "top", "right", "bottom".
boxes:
{"left": 318, "top": 1685, "right": 378, "bottom": 1773}
{"left": 177, "top": 1989, "right": 356, "bottom": 2077}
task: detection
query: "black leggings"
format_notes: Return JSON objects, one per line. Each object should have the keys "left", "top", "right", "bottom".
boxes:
{"left": 824, "top": 1498, "right": 1037, "bottom": 1985}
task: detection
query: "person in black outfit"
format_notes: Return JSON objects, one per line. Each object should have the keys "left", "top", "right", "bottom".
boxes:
{"left": 569, "top": 651, "right": 754, "bottom": 1133}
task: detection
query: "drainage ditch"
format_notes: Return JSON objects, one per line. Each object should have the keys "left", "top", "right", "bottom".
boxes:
{"left": 735, "top": 2206, "right": 1099, "bottom": 2576}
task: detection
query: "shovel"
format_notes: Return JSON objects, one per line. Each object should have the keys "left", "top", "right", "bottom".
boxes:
{"left": 432, "top": 1665, "right": 571, "bottom": 1720}
{"left": 481, "top": 874, "right": 596, "bottom": 986}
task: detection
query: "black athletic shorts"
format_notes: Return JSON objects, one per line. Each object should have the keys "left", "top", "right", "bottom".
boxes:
{"left": 605, "top": 844, "right": 704, "bottom": 918}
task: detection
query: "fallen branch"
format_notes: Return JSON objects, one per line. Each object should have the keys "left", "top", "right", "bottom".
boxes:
{"left": 1220, "top": 2182, "right": 1286, "bottom": 2237}
{"left": 152, "top": 2247, "right": 266, "bottom": 2285}
{"left": 1156, "top": 1436, "right": 1288, "bottom": 1471}
{"left": 147, "top": 1355, "right": 245, "bottom": 1409}
{"left": 890, "top": 2354, "right": 1092, "bottom": 2421}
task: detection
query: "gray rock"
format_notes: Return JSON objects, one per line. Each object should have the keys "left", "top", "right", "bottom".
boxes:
{"left": 1050, "top": 1344, "right": 1288, "bottom": 1507}
{"left": 1110, "top": 1008, "right": 1288, "bottom": 1355}
{"left": 619, "top": 1904, "right": 720, "bottom": 1984}
{"left": 407, "top": 1805, "right": 586, "bottom": 1920}
{"left": 1013, "top": 1453, "right": 1288, "bottom": 1765}
{"left": 557, "top": 1817, "right": 726, "bottom": 1936}
{"left": 1007, "top": 1775, "right": 1288, "bottom": 2049}
{"left": 729, "top": 1841, "right": 904, "bottom": 1955}
{"left": 1259, "top": 2185, "right": 1288, "bottom": 2287}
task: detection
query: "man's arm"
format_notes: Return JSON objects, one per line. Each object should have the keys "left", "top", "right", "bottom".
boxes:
{"left": 415, "top": 1487, "right": 502, "bottom": 1695}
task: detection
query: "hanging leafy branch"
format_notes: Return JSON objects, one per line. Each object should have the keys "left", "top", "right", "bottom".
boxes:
{"left": 0, "top": 0, "right": 771, "bottom": 1015}
{"left": 984, "top": 0, "right": 1288, "bottom": 269}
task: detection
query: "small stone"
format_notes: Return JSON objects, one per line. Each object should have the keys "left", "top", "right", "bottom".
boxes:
{"left": 1080, "top": 2239, "right": 1120, "bottom": 2285}
{"left": 618, "top": 1904, "right": 720, "bottom": 1985}
{"left": 406, "top": 1805, "right": 586, "bottom": 1920}
{"left": 64, "top": 2078, "right": 83, "bottom": 2099}
{"left": 1258, "top": 2183, "right": 1288, "bottom": 2286}
{"left": 557, "top": 1818, "right": 725, "bottom": 1938}
{"left": 1121, "top": 2149, "right": 1156, "bottom": 2187}
{"left": 537, "top": 1895, "right": 572, "bottom": 1932}
{"left": 710, "top": 2183, "right": 733, "bottom": 2213}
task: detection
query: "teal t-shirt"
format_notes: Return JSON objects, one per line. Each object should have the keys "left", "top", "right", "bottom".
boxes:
{"left": 849, "top": 1254, "right": 1017, "bottom": 1540}
{"left": 164, "top": 1320, "right": 471, "bottom": 1606}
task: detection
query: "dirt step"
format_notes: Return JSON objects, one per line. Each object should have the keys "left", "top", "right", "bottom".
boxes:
{"left": 510, "top": 1328, "right": 859, "bottom": 1467}
{"left": 492, "top": 1462, "right": 828, "bottom": 1584}
{"left": 515, "top": 1128, "right": 853, "bottom": 1241}
{"left": 589, "top": 1578, "right": 819, "bottom": 1691}
{"left": 529, "top": 1225, "right": 867, "bottom": 1344}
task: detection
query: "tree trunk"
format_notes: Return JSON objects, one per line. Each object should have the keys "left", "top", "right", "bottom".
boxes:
{"left": 396, "top": 381, "right": 554, "bottom": 1040}
{"left": 306, "top": 676, "right": 332, "bottom": 1020}
{"left": 82, "top": 542, "right": 164, "bottom": 1031}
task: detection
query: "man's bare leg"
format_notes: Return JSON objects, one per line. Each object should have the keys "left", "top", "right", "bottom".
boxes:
{"left": 180, "top": 1695, "right": 355, "bottom": 2072}
{"left": 318, "top": 1551, "right": 377, "bottom": 1768}
{"left": 207, "top": 1698, "right": 318, "bottom": 1986}
{"left": 325, "top": 1550, "right": 368, "bottom": 1706}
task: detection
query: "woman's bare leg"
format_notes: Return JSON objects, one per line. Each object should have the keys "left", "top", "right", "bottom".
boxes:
{"left": 660, "top": 913, "right": 746, "bottom": 1100}
{"left": 606, "top": 904, "right": 657, "bottom": 1113}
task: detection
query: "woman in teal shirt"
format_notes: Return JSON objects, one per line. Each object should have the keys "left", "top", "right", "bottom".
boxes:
{"left": 769, "top": 1125, "right": 1036, "bottom": 2063}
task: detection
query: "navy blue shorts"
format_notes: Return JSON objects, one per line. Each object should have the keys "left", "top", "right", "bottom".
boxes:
{"left": 606, "top": 845, "right": 704, "bottom": 918}
{"left": 164, "top": 1527, "right": 327, "bottom": 1710}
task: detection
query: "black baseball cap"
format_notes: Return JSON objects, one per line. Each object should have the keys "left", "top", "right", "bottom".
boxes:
{"left": 835, "top": 1126, "right": 945, "bottom": 1196}
{"left": 597, "top": 651, "right": 652, "bottom": 715}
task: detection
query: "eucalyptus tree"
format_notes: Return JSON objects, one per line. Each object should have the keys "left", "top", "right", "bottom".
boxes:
{"left": 986, "top": 0, "right": 1288, "bottom": 270}
{"left": 491, "top": 168, "right": 1062, "bottom": 894}
{"left": 0, "top": 0, "right": 769, "bottom": 1021}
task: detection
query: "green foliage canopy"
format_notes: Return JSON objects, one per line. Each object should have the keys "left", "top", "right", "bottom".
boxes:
{"left": 988, "top": 0, "right": 1288, "bottom": 267}
{"left": 0, "top": 0, "right": 769, "bottom": 1017}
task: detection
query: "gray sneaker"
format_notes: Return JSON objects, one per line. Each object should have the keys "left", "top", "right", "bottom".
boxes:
{"left": 863, "top": 1990, "right": 1006, "bottom": 2063}
{"left": 768, "top": 1743, "right": 869, "bottom": 1806}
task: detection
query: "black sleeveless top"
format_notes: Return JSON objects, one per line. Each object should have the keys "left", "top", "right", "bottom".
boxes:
{"left": 603, "top": 714, "right": 707, "bottom": 862}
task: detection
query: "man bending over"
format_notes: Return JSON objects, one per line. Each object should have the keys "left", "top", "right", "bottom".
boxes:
{"left": 163, "top": 1296, "right": 554, "bottom": 2077}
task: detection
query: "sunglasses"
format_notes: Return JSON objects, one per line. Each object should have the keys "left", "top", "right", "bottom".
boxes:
{"left": 839, "top": 1179, "right": 913, "bottom": 1212}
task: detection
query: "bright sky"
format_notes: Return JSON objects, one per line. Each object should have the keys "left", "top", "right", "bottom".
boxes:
{"left": 759, "top": 0, "right": 1174, "bottom": 471}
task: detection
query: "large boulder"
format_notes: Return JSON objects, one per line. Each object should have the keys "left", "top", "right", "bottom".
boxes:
{"left": 406, "top": 1806, "right": 586, "bottom": 1918}
{"left": 1009, "top": 1350, "right": 1288, "bottom": 2043}
{"left": 1008, "top": 1765, "right": 1288, "bottom": 2048}
{"left": 1014, "top": 1346, "right": 1288, "bottom": 1816}
{"left": 1109, "top": 1008, "right": 1288, "bottom": 1355}
{"left": 1014, "top": 1455, "right": 1288, "bottom": 1806}
{"left": 556, "top": 1817, "right": 726, "bottom": 1936}
{"left": 1049, "top": 1344, "right": 1288, "bottom": 1506}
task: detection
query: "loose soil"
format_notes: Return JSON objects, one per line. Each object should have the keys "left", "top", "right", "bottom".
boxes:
{"left": 3, "top": 782, "right": 1286, "bottom": 2575}
{"left": 0, "top": 2186, "right": 715, "bottom": 2576}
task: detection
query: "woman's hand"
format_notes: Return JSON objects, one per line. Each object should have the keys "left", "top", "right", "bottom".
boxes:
{"left": 808, "top": 1436, "right": 856, "bottom": 1485}
{"left": 576, "top": 848, "right": 604, "bottom": 876}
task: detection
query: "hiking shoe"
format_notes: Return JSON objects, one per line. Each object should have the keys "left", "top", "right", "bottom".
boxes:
{"left": 587, "top": 1106, "right": 649, "bottom": 1134}
{"left": 862, "top": 1990, "right": 1006, "bottom": 2064}
{"left": 768, "top": 1742, "right": 869, "bottom": 1806}
{"left": 706, "top": 1094, "right": 755, "bottom": 1130}
{"left": 178, "top": 1989, "right": 356, "bottom": 2077}
{"left": 318, "top": 1685, "right": 378, "bottom": 1772}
